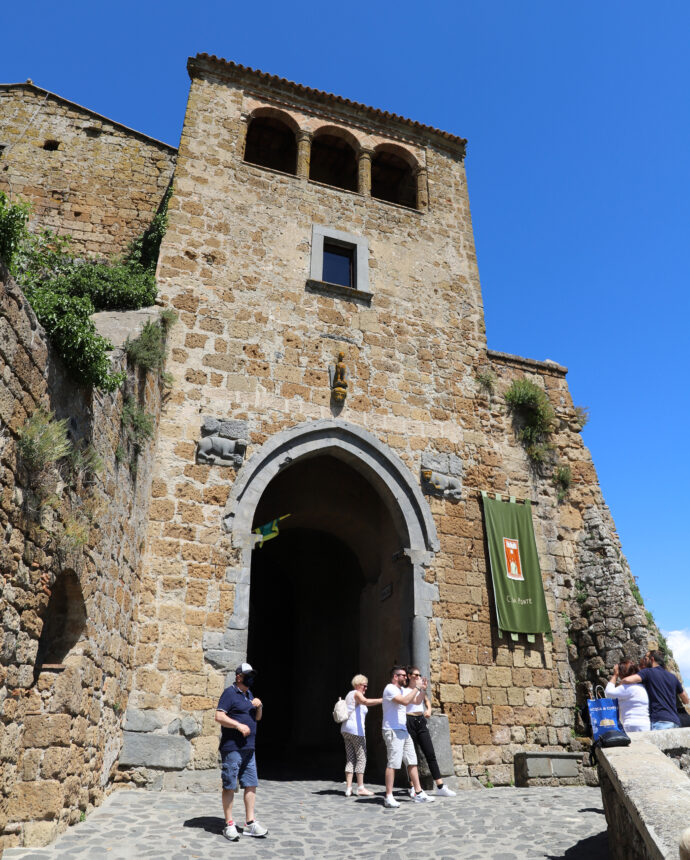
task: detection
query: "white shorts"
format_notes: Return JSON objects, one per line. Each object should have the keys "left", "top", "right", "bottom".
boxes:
{"left": 383, "top": 728, "right": 417, "bottom": 769}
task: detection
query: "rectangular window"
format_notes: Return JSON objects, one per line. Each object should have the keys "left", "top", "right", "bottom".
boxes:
{"left": 309, "top": 225, "right": 370, "bottom": 299}
{"left": 322, "top": 242, "right": 354, "bottom": 288}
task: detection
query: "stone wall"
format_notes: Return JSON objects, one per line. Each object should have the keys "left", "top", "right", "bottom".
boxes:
{"left": 0, "top": 84, "right": 176, "bottom": 258}
{"left": 0, "top": 265, "right": 163, "bottom": 852}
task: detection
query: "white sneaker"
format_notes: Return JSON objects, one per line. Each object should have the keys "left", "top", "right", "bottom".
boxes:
{"left": 345, "top": 786, "right": 352, "bottom": 797}
{"left": 384, "top": 795, "right": 400, "bottom": 808}
{"left": 223, "top": 823, "right": 240, "bottom": 841}
{"left": 414, "top": 790, "right": 436, "bottom": 803}
{"left": 435, "top": 784, "right": 456, "bottom": 797}
{"left": 408, "top": 787, "right": 416, "bottom": 798}
{"left": 244, "top": 820, "right": 268, "bottom": 837}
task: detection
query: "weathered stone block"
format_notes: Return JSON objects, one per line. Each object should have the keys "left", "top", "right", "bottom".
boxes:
{"left": 119, "top": 732, "right": 192, "bottom": 770}
{"left": 123, "top": 708, "right": 163, "bottom": 733}
{"left": 22, "top": 714, "right": 71, "bottom": 748}
{"left": 8, "top": 780, "right": 63, "bottom": 820}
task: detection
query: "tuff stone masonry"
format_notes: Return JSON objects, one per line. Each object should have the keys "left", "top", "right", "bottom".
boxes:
{"left": 0, "top": 83, "right": 176, "bottom": 258}
{"left": 0, "top": 54, "right": 671, "bottom": 851}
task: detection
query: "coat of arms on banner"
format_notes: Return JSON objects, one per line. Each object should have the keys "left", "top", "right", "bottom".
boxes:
{"left": 503, "top": 537, "right": 524, "bottom": 581}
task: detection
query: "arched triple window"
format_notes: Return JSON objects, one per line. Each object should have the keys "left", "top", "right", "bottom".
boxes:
{"left": 34, "top": 570, "right": 87, "bottom": 678}
{"left": 244, "top": 113, "right": 298, "bottom": 175}
{"left": 309, "top": 129, "right": 358, "bottom": 192}
{"left": 371, "top": 145, "right": 418, "bottom": 209}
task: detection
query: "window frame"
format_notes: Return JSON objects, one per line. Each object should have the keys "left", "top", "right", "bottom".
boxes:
{"left": 309, "top": 224, "right": 370, "bottom": 299}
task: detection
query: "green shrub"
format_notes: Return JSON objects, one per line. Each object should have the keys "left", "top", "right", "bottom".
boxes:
{"left": 23, "top": 285, "right": 125, "bottom": 390}
{"left": 126, "top": 184, "right": 172, "bottom": 272}
{"left": 122, "top": 397, "right": 155, "bottom": 445}
{"left": 125, "top": 320, "right": 167, "bottom": 372}
{"left": 476, "top": 369, "right": 496, "bottom": 396}
{"left": 554, "top": 464, "right": 572, "bottom": 502}
{"left": 17, "top": 409, "right": 71, "bottom": 473}
{"left": 574, "top": 405, "right": 590, "bottom": 431}
{"left": 47, "top": 261, "right": 156, "bottom": 310}
{"left": 4, "top": 191, "right": 170, "bottom": 391}
{"left": 630, "top": 577, "right": 644, "bottom": 606}
{"left": 0, "top": 191, "right": 30, "bottom": 271}
{"left": 504, "top": 379, "right": 555, "bottom": 463}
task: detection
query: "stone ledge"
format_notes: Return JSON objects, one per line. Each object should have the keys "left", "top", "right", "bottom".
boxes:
{"left": 597, "top": 738, "right": 690, "bottom": 859}
{"left": 305, "top": 279, "right": 372, "bottom": 304}
{"left": 487, "top": 349, "right": 568, "bottom": 376}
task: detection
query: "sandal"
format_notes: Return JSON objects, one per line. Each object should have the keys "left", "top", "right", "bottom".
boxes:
{"left": 356, "top": 787, "right": 374, "bottom": 796}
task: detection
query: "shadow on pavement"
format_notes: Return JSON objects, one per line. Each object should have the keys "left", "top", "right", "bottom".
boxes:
{"left": 546, "top": 831, "right": 609, "bottom": 860}
{"left": 578, "top": 807, "right": 606, "bottom": 815}
{"left": 183, "top": 815, "right": 225, "bottom": 835}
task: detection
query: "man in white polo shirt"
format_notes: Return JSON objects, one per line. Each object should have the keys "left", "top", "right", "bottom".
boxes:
{"left": 381, "top": 665, "right": 435, "bottom": 808}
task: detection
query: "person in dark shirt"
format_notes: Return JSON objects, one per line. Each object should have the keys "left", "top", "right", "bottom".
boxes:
{"left": 215, "top": 662, "right": 267, "bottom": 841}
{"left": 621, "top": 650, "right": 690, "bottom": 729}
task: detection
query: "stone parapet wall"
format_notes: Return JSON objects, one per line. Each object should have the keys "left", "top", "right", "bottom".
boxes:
{"left": 0, "top": 266, "right": 163, "bottom": 852}
{"left": 0, "top": 84, "right": 176, "bottom": 258}
{"left": 597, "top": 736, "right": 690, "bottom": 860}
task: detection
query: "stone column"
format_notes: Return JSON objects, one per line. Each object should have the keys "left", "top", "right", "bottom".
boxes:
{"left": 296, "top": 130, "right": 312, "bottom": 179}
{"left": 358, "top": 148, "right": 374, "bottom": 196}
{"left": 237, "top": 113, "right": 249, "bottom": 161}
{"left": 415, "top": 166, "right": 429, "bottom": 210}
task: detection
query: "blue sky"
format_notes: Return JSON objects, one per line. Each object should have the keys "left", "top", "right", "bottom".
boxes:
{"left": 4, "top": 2, "right": 689, "bottom": 678}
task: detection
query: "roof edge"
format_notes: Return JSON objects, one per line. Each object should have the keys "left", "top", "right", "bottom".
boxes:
{"left": 187, "top": 55, "right": 467, "bottom": 158}
{"left": 0, "top": 82, "right": 178, "bottom": 152}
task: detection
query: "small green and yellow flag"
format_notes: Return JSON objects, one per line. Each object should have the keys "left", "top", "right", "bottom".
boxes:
{"left": 252, "top": 514, "right": 290, "bottom": 548}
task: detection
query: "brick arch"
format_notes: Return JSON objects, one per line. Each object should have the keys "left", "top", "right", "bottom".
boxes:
{"left": 310, "top": 123, "right": 362, "bottom": 151}
{"left": 247, "top": 105, "right": 300, "bottom": 133}
{"left": 372, "top": 141, "right": 419, "bottom": 169}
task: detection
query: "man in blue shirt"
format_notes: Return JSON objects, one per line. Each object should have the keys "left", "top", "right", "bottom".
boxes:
{"left": 621, "top": 650, "right": 689, "bottom": 730}
{"left": 215, "top": 662, "right": 267, "bottom": 841}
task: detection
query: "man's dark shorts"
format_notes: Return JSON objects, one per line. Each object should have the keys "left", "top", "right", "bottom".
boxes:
{"left": 221, "top": 749, "right": 258, "bottom": 789}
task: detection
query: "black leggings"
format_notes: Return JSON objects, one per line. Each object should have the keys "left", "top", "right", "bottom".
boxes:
{"left": 406, "top": 713, "right": 441, "bottom": 781}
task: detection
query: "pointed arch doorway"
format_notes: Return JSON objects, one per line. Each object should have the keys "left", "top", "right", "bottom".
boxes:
{"left": 219, "top": 420, "right": 440, "bottom": 778}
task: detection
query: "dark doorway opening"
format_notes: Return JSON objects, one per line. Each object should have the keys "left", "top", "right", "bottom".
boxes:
{"left": 247, "top": 529, "right": 363, "bottom": 776}
{"left": 245, "top": 454, "right": 411, "bottom": 780}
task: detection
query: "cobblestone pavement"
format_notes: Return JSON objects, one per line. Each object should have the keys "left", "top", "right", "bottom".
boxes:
{"left": 4, "top": 781, "right": 609, "bottom": 860}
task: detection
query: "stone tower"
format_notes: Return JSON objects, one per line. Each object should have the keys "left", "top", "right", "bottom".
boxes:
{"left": 96, "top": 56, "right": 653, "bottom": 786}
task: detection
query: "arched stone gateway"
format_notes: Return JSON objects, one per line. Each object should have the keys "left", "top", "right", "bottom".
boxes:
{"left": 202, "top": 419, "right": 449, "bottom": 775}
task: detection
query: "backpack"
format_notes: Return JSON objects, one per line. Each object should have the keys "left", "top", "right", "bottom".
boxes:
{"left": 333, "top": 697, "right": 348, "bottom": 723}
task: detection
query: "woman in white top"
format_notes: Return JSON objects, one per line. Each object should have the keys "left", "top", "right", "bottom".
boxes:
{"left": 341, "top": 674, "right": 382, "bottom": 797}
{"left": 605, "top": 660, "right": 650, "bottom": 732}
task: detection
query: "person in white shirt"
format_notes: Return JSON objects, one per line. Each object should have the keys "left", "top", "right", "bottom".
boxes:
{"left": 341, "top": 674, "right": 382, "bottom": 797}
{"left": 381, "top": 666, "right": 435, "bottom": 808}
{"left": 405, "top": 666, "right": 456, "bottom": 797}
{"left": 605, "top": 659, "right": 650, "bottom": 732}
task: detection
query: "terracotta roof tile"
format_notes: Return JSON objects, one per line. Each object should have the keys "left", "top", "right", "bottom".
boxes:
{"left": 188, "top": 54, "right": 467, "bottom": 155}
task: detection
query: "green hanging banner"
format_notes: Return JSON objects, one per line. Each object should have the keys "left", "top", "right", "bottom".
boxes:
{"left": 481, "top": 494, "right": 551, "bottom": 637}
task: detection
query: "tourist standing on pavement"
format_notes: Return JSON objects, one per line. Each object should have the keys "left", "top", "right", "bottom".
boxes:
{"left": 381, "top": 666, "right": 435, "bottom": 808}
{"left": 341, "top": 674, "right": 383, "bottom": 797}
{"left": 215, "top": 663, "right": 268, "bottom": 841}
{"left": 405, "top": 666, "right": 456, "bottom": 797}
{"left": 620, "top": 650, "right": 689, "bottom": 730}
